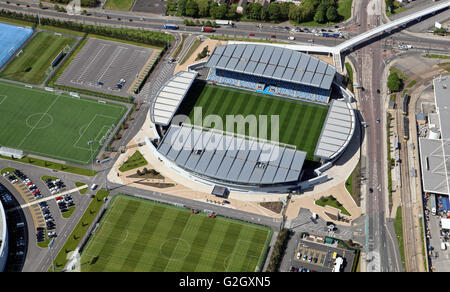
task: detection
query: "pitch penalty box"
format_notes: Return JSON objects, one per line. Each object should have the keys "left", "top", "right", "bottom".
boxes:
{"left": 0, "top": 82, "right": 126, "bottom": 164}
{"left": 56, "top": 38, "right": 154, "bottom": 97}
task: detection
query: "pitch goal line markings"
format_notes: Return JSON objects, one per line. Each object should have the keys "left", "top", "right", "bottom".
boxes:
{"left": 224, "top": 239, "right": 262, "bottom": 272}
{"left": 73, "top": 114, "right": 117, "bottom": 151}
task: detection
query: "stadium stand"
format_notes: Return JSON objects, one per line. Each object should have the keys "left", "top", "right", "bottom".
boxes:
{"left": 205, "top": 44, "right": 336, "bottom": 104}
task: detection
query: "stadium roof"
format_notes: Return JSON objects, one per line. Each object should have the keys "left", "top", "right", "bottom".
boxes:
{"left": 150, "top": 71, "right": 198, "bottom": 126}
{"left": 418, "top": 76, "right": 450, "bottom": 195}
{"left": 314, "top": 100, "right": 355, "bottom": 160}
{"left": 205, "top": 44, "right": 336, "bottom": 90}
{"left": 157, "top": 124, "right": 306, "bottom": 186}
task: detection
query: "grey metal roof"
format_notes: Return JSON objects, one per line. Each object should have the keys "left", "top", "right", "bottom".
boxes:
{"left": 150, "top": 71, "right": 198, "bottom": 126}
{"left": 206, "top": 44, "right": 336, "bottom": 90}
{"left": 419, "top": 138, "right": 450, "bottom": 195}
{"left": 418, "top": 77, "right": 450, "bottom": 195}
{"left": 314, "top": 99, "right": 356, "bottom": 160}
{"left": 157, "top": 124, "right": 306, "bottom": 186}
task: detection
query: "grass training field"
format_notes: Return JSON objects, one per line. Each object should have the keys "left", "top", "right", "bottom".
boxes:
{"left": 0, "top": 82, "right": 126, "bottom": 164}
{"left": 179, "top": 83, "right": 329, "bottom": 161}
{"left": 0, "top": 31, "right": 76, "bottom": 84}
{"left": 104, "top": 0, "right": 135, "bottom": 10}
{"left": 80, "top": 195, "right": 272, "bottom": 272}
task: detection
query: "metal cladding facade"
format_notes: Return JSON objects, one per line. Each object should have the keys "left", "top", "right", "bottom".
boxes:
{"left": 157, "top": 124, "right": 307, "bottom": 186}
{"left": 206, "top": 44, "right": 336, "bottom": 91}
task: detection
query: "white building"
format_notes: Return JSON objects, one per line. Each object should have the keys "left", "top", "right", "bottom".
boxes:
{"left": 0, "top": 147, "right": 24, "bottom": 159}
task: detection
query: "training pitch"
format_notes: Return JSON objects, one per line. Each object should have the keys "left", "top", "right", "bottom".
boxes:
{"left": 179, "top": 83, "right": 329, "bottom": 161}
{"left": 0, "top": 31, "right": 76, "bottom": 84}
{"left": 0, "top": 82, "right": 126, "bottom": 164}
{"left": 80, "top": 195, "right": 272, "bottom": 272}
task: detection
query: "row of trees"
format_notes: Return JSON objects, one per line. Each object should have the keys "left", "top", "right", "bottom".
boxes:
{"left": 183, "top": 19, "right": 216, "bottom": 27}
{"left": 0, "top": 10, "right": 173, "bottom": 47}
{"left": 44, "top": 0, "right": 98, "bottom": 8}
{"left": 266, "top": 229, "right": 290, "bottom": 272}
{"left": 167, "top": 0, "right": 341, "bottom": 24}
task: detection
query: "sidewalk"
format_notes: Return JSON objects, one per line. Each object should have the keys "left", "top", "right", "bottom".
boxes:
{"left": 106, "top": 110, "right": 285, "bottom": 218}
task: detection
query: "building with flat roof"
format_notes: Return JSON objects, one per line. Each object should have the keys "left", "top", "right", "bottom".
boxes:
{"left": 419, "top": 76, "right": 450, "bottom": 195}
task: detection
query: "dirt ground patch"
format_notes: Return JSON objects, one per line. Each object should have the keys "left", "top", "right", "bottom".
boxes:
{"left": 259, "top": 202, "right": 283, "bottom": 214}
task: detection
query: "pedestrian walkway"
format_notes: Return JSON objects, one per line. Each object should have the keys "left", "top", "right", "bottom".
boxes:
{"left": 17, "top": 185, "right": 88, "bottom": 210}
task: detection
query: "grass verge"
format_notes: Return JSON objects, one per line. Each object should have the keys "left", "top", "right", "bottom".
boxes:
{"left": 180, "top": 39, "right": 202, "bottom": 65}
{"left": 0, "top": 155, "right": 97, "bottom": 176}
{"left": 315, "top": 195, "right": 351, "bottom": 216}
{"left": 394, "top": 206, "right": 406, "bottom": 271}
{"left": 118, "top": 151, "right": 148, "bottom": 172}
{"left": 75, "top": 182, "right": 88, "bottom": 194}
{"left": 62, "top": 206, "right": 76, "bottom": 219}
{"left": 423, "top": 54, "right": 450, "bottom": 60}
{"left": 51, "top": 189, "right": 110, "bottom": 270}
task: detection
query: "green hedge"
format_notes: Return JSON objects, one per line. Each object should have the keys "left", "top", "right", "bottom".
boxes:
{"left": 266, "top": 229, "right": 290, "bottom": 272}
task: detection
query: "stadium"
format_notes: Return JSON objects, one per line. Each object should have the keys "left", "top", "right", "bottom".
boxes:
{"left": 147, "top": 43, "right": 356, "bottom": 193}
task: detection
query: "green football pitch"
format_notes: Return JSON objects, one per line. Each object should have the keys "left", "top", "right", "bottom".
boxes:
{"left": 80, "top": 195, "right": 272, "bottom": 272}
{"left": 179, "top": 83, "right": 329, "bottom": 161}
{"left": 0, "top": 82, "right": 126, "bottom": 164}
{"left": 0, "top": 31, "right": 76, "bottom": 84}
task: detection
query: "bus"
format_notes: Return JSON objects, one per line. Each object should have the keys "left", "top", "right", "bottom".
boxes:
{"left": 163, "top": 24, "right": 179, "bottom": 30}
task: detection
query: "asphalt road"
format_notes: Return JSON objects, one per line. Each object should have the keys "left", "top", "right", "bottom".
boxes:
{"left": 0, "top": 0, "right": 448, "bottom": 272}
{"left": 350, "top": 0, "right": 403, "bottom": 272}
{"left": 2, "top": 0, "right": 450, "bottom": 50}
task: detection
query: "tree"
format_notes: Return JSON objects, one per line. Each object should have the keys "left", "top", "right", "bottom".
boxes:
{"left": 267, "top": 2, "right": 280, "bottom": 22}
{"left": 300, "top": 1, "right": 315, "bottom": 22}
{"left": 326, "top": 6, "right": 338, "bottom": 22}
{"left": 249, "top": 2, "right": 262, "bottom": 20}
{"left": 387, "top": 72, "right": 401, "bottom": 92}
{"left": 279, "top": 2, "right": 292, "bottom": 22}
{"left": 197, "top": 0, "right": 210, "bottom": 17}
{"left": 313, "top": 4, "right": 327, "bottom": 23}
{"left": 227, "top": 3, "right": 238, "bottom": 20}
{"left": 177, "top": 0, "right": 187, "bottom": 16}
{"left": 185, "top": 0, "right": 198, "bottom": 17}
{"left": 210, "top": 2, "right": 227, "bottom": 19}
{"left": 288, "top": 5, "right": 302, "bottom": 23}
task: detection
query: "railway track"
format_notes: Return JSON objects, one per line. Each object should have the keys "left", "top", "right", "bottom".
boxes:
{"left": 395, "top": 99, "right": 420, "bottom": 272}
